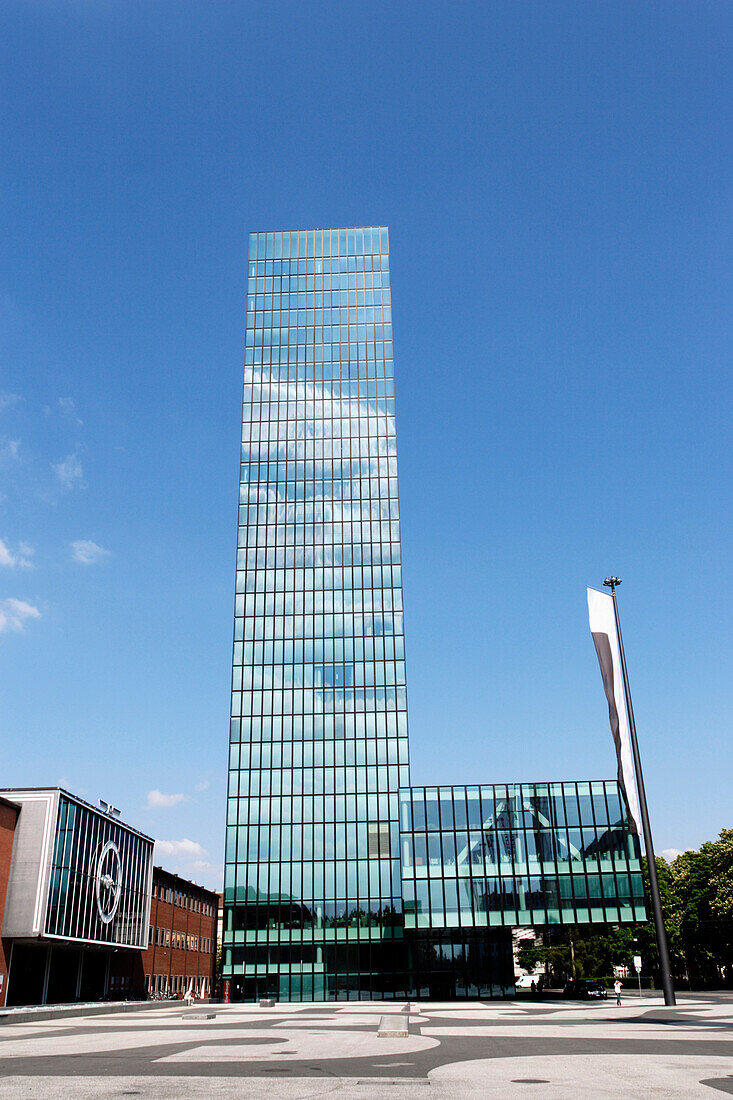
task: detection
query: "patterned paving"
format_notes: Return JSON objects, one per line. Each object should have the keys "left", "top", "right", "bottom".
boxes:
{"left": 0, "top": 994, "right": 731, "bottom": 1097}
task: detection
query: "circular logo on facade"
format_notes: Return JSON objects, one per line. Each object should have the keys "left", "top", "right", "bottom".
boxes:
{"left": 95, "top": 840, "right": 122, "bottom": 924}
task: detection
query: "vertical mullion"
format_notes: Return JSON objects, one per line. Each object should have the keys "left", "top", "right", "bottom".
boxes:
{"left": 65, "top": 803, "right": 82, "bottom": 937}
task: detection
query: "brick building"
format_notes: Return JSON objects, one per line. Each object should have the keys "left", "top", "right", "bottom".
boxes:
{"left": 140, "top": 867, "right": 218, "bottom": 999}
{"left": 0, "top": 795, "right": 20, "bottom": 1005}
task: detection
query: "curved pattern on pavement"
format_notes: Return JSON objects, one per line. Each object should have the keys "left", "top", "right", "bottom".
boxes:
{"left": 0, "top": 994, "right": 731, "bottom": 1098}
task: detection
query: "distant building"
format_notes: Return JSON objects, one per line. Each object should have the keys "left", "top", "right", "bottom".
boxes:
{"left": 138, "top": 868, "right": 218, "bottom": 999}
{"left": 1, "top": 788, "right": 153, "bottom": 1007}
{"left": 0, "top": 789, "right": 217, "bottom": 1007}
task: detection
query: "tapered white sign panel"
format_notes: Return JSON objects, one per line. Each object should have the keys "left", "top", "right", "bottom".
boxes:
{"left": 587, "top": 587, "right": 642, "bottom": 834}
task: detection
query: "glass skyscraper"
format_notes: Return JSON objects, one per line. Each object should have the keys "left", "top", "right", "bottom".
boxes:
{"left": 224, "top": 227, "right": 410, "bottom": 1000}
{"left": 223, "top": 226, "right": 644, "bottom": 1001}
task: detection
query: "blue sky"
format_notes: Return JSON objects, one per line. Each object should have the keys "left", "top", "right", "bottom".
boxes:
{"left": 1, "top": 1, "right": 730, "bottom": 888}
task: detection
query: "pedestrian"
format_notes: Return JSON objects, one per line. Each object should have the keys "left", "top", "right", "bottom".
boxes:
{"left": 614, "top": 979, "right": 622, "bottom": 1006}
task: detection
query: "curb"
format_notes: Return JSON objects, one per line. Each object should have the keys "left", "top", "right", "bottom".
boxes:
{"left": 0, "top": 999, "right": 210, "bottom": 1026}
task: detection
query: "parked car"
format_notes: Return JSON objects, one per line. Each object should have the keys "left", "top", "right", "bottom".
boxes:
{"left": 563, "top": 978, "right": 607, "bottom": 999}
{"left": 515, "top": 974, "right": 541, "bottom": 990}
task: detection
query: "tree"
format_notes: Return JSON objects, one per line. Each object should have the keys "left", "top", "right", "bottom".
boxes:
{"left": 636, "top": 854, "right": 682, "bottom": 983}
{"left": 702, "top": 829, "right": 733, "bottom": 984}
{"left": 515, "top": 940, "right": 546, "bottom": 973}
{"left": 621, "top": 838, "right": 732, "bottom": 988}
{"left": 513, "top": 830, "right": 732, "bottom": 990}
{"left": 708, "top": 829, "right": 733, "bottom": 921}
{"left": 667, "top": 847, "right": 717, "bottom": 985}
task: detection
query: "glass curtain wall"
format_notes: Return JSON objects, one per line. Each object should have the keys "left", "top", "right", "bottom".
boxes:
{"left": 224, "top": 227, "right": 411, "bottom": 1000}
{"left": 46, "top": 794, "right": 152, "bottom": 947}
{"left": 400, "top": 782, "right": 645, "bottom": 931}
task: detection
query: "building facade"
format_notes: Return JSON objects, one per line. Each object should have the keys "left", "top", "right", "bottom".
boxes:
{"left": 400, "top": 782, "right": 644, "bottom": 997}
{"left": 139, "top": 867, "right": 218, "bottom": 999}
{"left": 224, "top": 226, "right": 406, "bottom": 1001}
{"left": 1, "top": 790, "right": 219, "bottom": 1008}
{"left": 222, "top": 228, "right": 644, "bottom": 1001}
{"left": 0, "top": 796, "right": 20, "bottom": 1005}
{"left": 1, "top": 788, "right": 153, "bottom": 1007}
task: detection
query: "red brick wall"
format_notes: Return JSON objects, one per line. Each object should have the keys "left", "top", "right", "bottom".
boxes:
{"left": 0, "top": 800, "right": 20, "bottom": 1008}
{"left": 140, "top": 872, "right": 218, "bottom": 999}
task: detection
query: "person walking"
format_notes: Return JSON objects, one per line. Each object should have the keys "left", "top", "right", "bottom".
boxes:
{"left": 614, "top": 979, "right": 622, "bottom": 1006}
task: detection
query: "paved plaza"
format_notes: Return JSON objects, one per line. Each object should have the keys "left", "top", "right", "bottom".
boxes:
{"left": 1, "top": 994, "right": 732, "bottom": 1098}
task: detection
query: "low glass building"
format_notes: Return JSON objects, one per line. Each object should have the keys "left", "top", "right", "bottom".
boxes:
{"left": 401, "top": 782, "right": 645, "bottom": 930}
{"left": 398, "top": 782, "right": 644, "bottom": 999}
{"left": 222, "top": 227, "right": 646, "bottom": 1001}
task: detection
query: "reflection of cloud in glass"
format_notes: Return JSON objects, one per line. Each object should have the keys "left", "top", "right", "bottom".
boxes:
{"left": 242, "top": 375, "right": 395, "bottom": 445}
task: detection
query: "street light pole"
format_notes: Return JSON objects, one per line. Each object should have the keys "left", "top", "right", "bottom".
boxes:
{"left": 603, "top": 577, "right": 676, "bottom": 1006}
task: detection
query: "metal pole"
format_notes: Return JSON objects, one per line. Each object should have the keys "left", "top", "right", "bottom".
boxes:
{"left": 606, "top": 580, "right": 676, "bottom": 1006}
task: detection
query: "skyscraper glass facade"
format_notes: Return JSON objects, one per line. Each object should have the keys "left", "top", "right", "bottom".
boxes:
{"left": 224, "top": 227, "right": 410, "bottom": 1000}
{"left": 223, "top": 226, "right": 646, "bottom": 1002}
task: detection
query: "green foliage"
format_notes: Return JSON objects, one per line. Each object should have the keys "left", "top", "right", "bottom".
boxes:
{"left": 537, "top": 830, "right": 733, "bottom": 989}
{"left": 708, "top": 829, "right": 733, "bottom": 921}
{"left": 516, "top": 942, "right": 546, "bottom": 972}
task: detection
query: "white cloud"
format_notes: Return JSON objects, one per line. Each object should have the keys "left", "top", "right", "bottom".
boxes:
{"left": 155, "top": 838, "right": 207, "bottom": 860}
{"left": 0, "top": 439, "right": 20, "bottom": 462}
{"left": 147, "top": 789, "right": 185, "bottom": 809}
{"left": 0, "top": 393, "right": 21, "bottom": 413}
{"left": 0, "top": 598, "right": 41, "bottom": 634}
{"left": 0, "top": 538, "right": 34, "bottom": 569}
{"left": 661, "top": 848, "right": 683, "bottom": 862}
{"left": 71, "top": 539, "right": 111, "bottom": 565}
{"left": 189, "top": 860, "right": 224, "bottom": 886}
{"left": 189, "top": 859, "right": 218, "bottom": 873}
{"left": 153, "top": 840, "right": 220, "bottom": 889}
{"left": 58, "top": 397, "right": 82, "bottom": 425}
{"left": 53, "top": 452, "right": 84, "bottom": 489}
{"left": 194, "top": 779, "right": 210, "bottom": 792}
